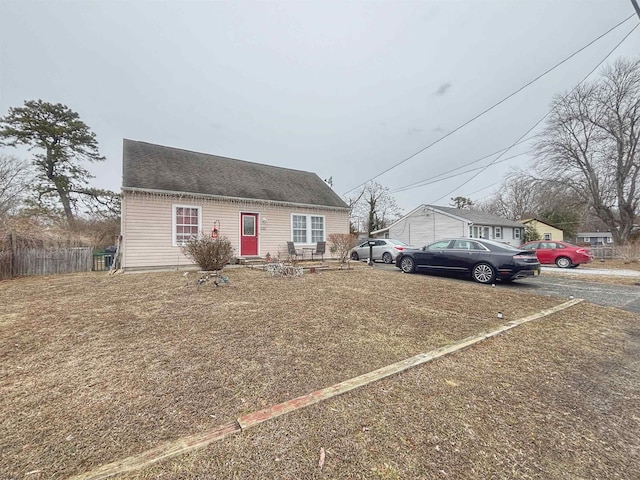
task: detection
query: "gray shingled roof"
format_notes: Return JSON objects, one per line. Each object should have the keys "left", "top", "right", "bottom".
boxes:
{"left": 122, "top": 139, "right": 348, "bottom": 209}
{"left": 428, "top": 205, "right": 525, "bottom": 228}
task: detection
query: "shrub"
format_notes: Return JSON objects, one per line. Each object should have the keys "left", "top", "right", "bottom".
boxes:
{"left": 328, "top": 233, "right": 359, "bottom": 263}
{"left": 616, "top": 243, "right": 640, "bottom": 264}
{"left": 182, "top": 234, "right": 234, "bottom": 271}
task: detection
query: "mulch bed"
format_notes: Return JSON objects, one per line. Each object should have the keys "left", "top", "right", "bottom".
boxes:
{"left": 1, "top": 266, "right": 638, "bottom": 478}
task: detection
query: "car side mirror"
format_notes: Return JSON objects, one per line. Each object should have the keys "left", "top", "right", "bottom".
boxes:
{"left": 421, "top": 246, "right": 426, "bottom": 251}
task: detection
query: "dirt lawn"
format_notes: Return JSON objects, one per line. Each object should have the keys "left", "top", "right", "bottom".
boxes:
{"left": 1, "top": 266, "right": 639, "bottom": 479}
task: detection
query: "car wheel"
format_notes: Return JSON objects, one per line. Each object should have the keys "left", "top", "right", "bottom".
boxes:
{"left": 472, "top": 263, "right": 495, "bottom": 284}
{"left": 555, "top": 256, "right": 571, "bottom": 268}
{"left": 400, "top": 256, "right": 415, "bottom": 273}
{"left": 350, "top": 251, "right": 359, "bottom": 261}
{"left": 382, "top": 252, "right": 393, "bottom": 264}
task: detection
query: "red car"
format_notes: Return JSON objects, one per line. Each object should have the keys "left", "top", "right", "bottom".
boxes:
{"left": 520, "top": 241, "right": 594, "bottom": 268}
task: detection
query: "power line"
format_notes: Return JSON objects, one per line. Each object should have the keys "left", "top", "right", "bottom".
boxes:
{"left": 430, "top": 22, "right": 640, "bottom": 205}
{"left": 342, "top": 13, "right": 637, "bottom": 197}
{"left": 390, "top": 138, "right": 533, "bottom": 193}
{"left": 391, "top": 152, "right": 529, "bottom": 193}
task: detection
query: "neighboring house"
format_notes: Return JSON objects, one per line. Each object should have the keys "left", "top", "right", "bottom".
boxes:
{"left": 520, "top": 218, "right": 564, "bottom": 241}
{"left": 576, "top": 231, "right": 614, "bottom": 245}
{"left": 372, "top": 205, "right": 526, "bottom": 247}
{"left": 120, "top": 139, "right": 349, "bottom": 271}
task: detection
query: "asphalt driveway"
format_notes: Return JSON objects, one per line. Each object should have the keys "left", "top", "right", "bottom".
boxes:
{"left": 374, "top": 262, "right": 640, "bottom": 313}
{"left": 507, "top": 275, "right": 640, "bottom": 313}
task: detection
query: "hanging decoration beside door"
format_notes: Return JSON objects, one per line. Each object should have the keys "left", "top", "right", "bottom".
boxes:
{"left": 211, "top": 220, "right": 220, "bottom": 239}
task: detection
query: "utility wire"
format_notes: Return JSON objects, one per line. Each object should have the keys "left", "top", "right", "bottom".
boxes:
{"left": 392, "top": 151, "right": 529, "bottom": 193}
{"left": 342, "top": 13, "right": 636, "bottom": 197}
{"left": 430, "top": 22, "right": 640, "bottom": 205}
{"left": 390, "top": 138, "right": 533, "bottom": 193}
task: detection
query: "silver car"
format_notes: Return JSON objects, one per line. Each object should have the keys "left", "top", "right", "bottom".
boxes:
{"left": 350, "top": 239, "right": 413, "bottom": 264}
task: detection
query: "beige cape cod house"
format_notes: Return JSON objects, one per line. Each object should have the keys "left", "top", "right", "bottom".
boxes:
{"left": 120, "top": 139, "right": 350, "bottom": 271}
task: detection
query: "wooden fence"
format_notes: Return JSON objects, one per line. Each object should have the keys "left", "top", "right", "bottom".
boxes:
{"left": 1, "top": 247, "right": 93, "bottom": 279}
{"left": 588, "top": 245, "right": 616, "bottom": 259}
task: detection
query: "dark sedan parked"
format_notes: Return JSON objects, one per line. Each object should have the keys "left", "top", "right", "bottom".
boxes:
{"left": 395, "top": 238, "right": 541, "bottom": 284}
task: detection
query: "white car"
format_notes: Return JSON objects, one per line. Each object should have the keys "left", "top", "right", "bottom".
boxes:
{"left": 350, "top": 239, "right": 413, "bottom": 264}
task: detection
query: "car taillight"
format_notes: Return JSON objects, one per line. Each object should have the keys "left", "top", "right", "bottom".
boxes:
{"left": 576, "top": 248, "right": 590, "bottom": 254}
{"left": 394, "top": 246, "right": 405, "bottom": 251}
{"left": 513, "top": 253, "right": 537, "bottom": 260}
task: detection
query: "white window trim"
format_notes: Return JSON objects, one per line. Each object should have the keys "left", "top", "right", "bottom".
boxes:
{"left": 494, "top": 226, "right": 502, "bottom": 239}
{"left": 291, "top": 213, "right": 326, "bottom": 244}
{"left": 172, "top": 204, "right": 202, "bottom": 247}
{"left": 514, "top": 228, "right": 521, "bottom": 239}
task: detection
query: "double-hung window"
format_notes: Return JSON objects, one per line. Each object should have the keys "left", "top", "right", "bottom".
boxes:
{"left": 174, "top": 205, "right": 201, "bottom": 246}
{"left": 311, "top": 216, "right": 324, "bottom": 242}
{"left": 494, "top": 226, "right": 502, "bottom": 239}
{"left": 292, "top": 214, "right": 325, "bottom": 243}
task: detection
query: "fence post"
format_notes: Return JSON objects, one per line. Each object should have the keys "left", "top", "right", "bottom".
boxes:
{"left": 9, "top": 232, "right": 15, "bottom": 278}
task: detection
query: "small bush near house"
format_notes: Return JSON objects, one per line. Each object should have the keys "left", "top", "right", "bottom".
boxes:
{"left": 182, "top": 234, "right": 234, "bottom": 271}
{"left": 328, "top": 233, "right": 359, "bottom": 263}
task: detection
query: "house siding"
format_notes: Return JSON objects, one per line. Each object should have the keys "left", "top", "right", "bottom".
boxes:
{"left": 387, "top": 208, "right": 466, "bottom": 246}
{"left": 522, "top": 220, "right": 564, "bottom": 241}
{"left": 576, "top": 232, "right": 614, "bottom": 245}
{"left": 380, "top": 206, "right": 524, "bottom": 247}
{"left": 121, "top": 192, "right": 349, "bottom": 270}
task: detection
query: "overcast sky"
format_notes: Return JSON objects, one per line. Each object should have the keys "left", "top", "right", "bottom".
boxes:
{"left": 1, "top": 0, "right": 639, "bottom": 213}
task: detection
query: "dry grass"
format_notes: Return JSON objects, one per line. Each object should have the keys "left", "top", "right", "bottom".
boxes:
{"left": 582, "top": 257, "right": 640, "bottom": 271}
{"left": 1, "top": 266, "right": 639, "bottom": 479}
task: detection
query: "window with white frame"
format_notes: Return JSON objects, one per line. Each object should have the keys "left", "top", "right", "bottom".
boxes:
{"left": 173, "top": 205, "right": 201, "bottom": 246}
{"left": 494, "top": 226, "right": 502, "bottom": 239}
{"left": 292, "top": 215, "right": 307, "bottom": 243}
{"left": 292, "top": 214, "right": 325, "bottom": 243}
{"left": 311, "top": 216, "right": 324, "bottom": 242}
{"left": 543, "top": 233, "right": 551, "bottom": 240}
{"left": 514, "top": 228, "right": 521, "bottom": 239}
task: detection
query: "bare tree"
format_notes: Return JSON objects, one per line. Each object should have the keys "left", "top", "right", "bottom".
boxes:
{"left": 0, "top": 153, "right": 32, "bottom": 216}
{"left": 476, "top": 173, "right": 539, "bottom": 220}
{"left": 349, "top": 182, "right": 402, "bottom": 235}
{"left": 477, "top": 171, "right": 588, "bottom": 239}
{"left": 534, "top": 57, "right": 640, "bottom": 244}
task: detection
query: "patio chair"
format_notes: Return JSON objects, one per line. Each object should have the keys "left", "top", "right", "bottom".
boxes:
{"left": 311, "top": 241, "right": 326, "bottom": 261}
{"left": 287, "top": 241, "right": 303, "bottom": 261}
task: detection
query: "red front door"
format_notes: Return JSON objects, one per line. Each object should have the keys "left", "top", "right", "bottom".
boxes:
{"left": 240, "top": 213, "right": 258, "bottom": 256}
